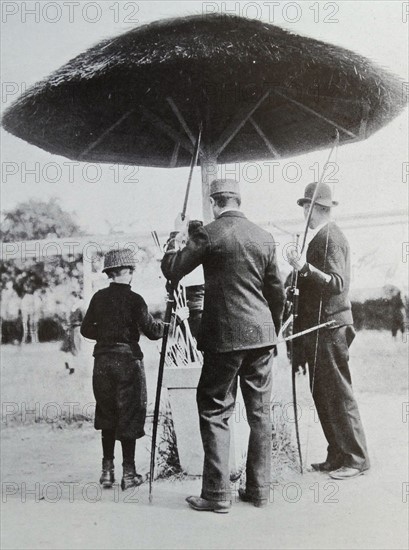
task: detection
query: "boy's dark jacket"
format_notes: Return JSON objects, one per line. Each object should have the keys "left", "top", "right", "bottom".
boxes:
{"left": 161, "top": 211, "right": 285, "bottom": 353}
{"left": 80, "top": 283, "right": 163, "bottom": 358}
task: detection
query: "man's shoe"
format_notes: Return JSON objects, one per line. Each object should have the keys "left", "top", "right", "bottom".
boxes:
{"left": 329, "top": 466, "right": 366, "bottom": 480}
{"left": 238, "top": 488, "right": 268, "bottom": 508}
{"left": 186, "top": 496, "right": 231, "bottom": 514}
{"left": 311, "top": 461, "right": 339, "bottom": 472}
{"left": 121, "top": 462, "right": 144, "bottom": 491}
{"left": 99, "top": 459, "right": 115, "bottom": 488}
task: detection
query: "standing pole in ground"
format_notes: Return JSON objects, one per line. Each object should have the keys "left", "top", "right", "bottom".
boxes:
{"left": 149, "top": 289, "right": 175, "bottom": 503}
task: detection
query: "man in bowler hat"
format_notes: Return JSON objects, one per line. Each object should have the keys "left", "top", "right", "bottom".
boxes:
{"left": 162, "top": 179, "right": 285, "bottom": 512}
{"left": 286, "top": 182, "right": 370, "bottom": 480}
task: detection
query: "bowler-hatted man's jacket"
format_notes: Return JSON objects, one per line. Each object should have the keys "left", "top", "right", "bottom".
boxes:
{"left": 297, "top": 222, "right": 354, "bottom": 330}
{"left": 161, "top": 211, "right": 285, "bottom": 353}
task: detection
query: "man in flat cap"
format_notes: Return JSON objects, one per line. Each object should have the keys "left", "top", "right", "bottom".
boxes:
{"left": 286, "top": 182, "right": 370, "bottom": 480}
{"left": 162, "top": 179, "right": 285, "bottom": 512}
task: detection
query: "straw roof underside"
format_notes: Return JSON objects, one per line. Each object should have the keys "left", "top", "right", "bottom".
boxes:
{"left": 2, "top": 14, "right": 406, "bottom": 167}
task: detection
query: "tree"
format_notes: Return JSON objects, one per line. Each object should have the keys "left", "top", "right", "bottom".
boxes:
{"left": 0, "top": 198, "right": 83, "bottom": 242}
{"left": 1, "top": 198, "right": 85, "bottom": 296}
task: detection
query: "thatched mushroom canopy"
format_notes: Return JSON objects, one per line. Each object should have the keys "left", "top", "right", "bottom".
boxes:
{"left": 2, "top": 14, "right": 406, "bottom": 167}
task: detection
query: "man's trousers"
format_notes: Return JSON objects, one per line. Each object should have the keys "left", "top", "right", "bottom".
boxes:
{"left": 305, "top": 325, "right": 370, "bottom": 470}
{"left": 197, "top": 347, "right": 273, "bottom": 502}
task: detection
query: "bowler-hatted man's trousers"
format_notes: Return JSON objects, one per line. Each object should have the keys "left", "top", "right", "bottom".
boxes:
{"left": 306, "top": 325, "right": 370, "bottom": 470}
{"left": 197, "top": 347, "right": 273, "bottom": 502}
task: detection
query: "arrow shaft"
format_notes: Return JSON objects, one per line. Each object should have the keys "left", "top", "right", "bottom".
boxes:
{"left": 279, "top": 320, "right": 336, "bottom": 344}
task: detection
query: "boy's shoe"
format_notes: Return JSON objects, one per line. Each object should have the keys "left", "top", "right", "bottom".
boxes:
{"left": 237, "top": 488, "right": 268, "bottom": 508}
{"left": 99, "top": 459, "right": 115, "bottom": 488}
{"left": 121, "top": 462, "right": 144, "bottom": 491}
{"left": 185, "top": 496, "right": 231, "bottom": 513}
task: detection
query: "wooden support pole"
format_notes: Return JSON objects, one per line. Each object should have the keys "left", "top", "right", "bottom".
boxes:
{"left": 359, "top": 103, "right": 370, "bottom": 139}
{"left": 170, "top": 141, "right": 180, "bottom": 168}
{"left": 166, "top": 97, "right": 204, "bottom": 157}
{"left": 273, "top": 90, "right": 357, "bottom": 139}
{"left": 139, "top": 106, "right": 194, "bottom": 154}
{"left": 78, "top": 110, "right": 134, "bottom": 159}
{"left": 200, "top": 155, "right": 218, "bottom": 225}
{"left": 249, "top": 117, "right": 281, "bottom": 158}
{"left": 213, "top": 90, "right": 271, "bottom": 158}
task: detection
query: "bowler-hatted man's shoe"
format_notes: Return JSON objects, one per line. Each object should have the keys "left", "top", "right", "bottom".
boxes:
{"left": 311, "top": 461, "right": 340, "bottom": 472}
{"left": 329, "top": 466, "right": 367, "bottom": 480}
{"left": 238, "top": 488, "right": 268, "bottom": 508}
{"left": 99, "top": 459, "right": 115, "bottom": 488}
{"left": 186, "top": 496, "right": 231, "bottom": 513}
{"left": 121, "top": 462, "right": 144, "bottom": 491}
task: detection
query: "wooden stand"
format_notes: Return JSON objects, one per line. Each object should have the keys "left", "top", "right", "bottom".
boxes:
{"left": 163, "top": 365, "right": 250, "bottom": 476}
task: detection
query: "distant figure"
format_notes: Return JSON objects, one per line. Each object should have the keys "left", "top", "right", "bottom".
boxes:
{"left": 1, "top": 281, "right": 21, "bottom": 344}
{"left": 61, "top": 291, "right": 85, "bottom": 374}
{"left": 390, "top": 291, "right": 406, "bottom": 340}
{"left": 20, "top": 289, "right": 43, "bottom": 344}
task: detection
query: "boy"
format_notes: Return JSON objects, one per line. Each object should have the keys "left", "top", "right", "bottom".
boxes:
{"left": 81, "top": 248, "right": 186, "bottom": 490}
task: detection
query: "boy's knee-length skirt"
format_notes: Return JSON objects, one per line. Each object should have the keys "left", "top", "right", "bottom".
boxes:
{"left": 92, "top": 352, "right": 147, "bottom": 440}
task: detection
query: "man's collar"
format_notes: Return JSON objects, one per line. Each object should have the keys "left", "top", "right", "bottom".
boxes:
{"left": 309, "top": 221, "right": 332, "bottom": 242}
{"left": 216, "top": 209, "right": 246, "bottom": 219}
{"left": 311, "top": 221, "right": 329, "bottom": 236}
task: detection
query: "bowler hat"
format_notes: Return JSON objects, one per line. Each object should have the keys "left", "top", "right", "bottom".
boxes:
{"left": 297, "top": 182, "right": 338, "bottom": 207}
{"left": 210, "top": 178, "right": 240, "bottom": 196}
{"left": 102, "top": 248, "right": 136, "bottom": 272}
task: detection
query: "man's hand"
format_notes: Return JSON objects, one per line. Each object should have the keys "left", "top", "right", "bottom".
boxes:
{"left": 174, "top": 213, "right": 189, "bottom": 232}
{"left": 175, "top": 306, "right": 190, "bottom": 323}
{"left": 172, "top": 213, "right": 190, "bottom": 249}
{"left": 286, "top": 247, "right": 306, "bottom": 272}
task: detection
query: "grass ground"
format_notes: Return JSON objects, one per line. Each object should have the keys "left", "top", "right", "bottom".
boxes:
{"left": 1, "top": 330, "right": 408, "bottom": 549}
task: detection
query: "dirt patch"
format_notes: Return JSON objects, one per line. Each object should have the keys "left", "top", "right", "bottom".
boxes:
{"left": 1, "top": 331, "right": 408, "bottom": 549}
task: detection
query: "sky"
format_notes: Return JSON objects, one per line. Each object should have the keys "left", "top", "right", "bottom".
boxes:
{"left": 1, "top": 0, "right": 408, "bottom": 236}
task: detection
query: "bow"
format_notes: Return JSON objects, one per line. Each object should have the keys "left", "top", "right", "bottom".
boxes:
{"left": 289, "top": 233, "right": 303, "bottom": 473}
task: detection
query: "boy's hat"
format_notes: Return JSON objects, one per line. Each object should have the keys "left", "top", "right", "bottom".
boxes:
{"left": 210, "top": 178, "right": 240, "bottom": 196}
{"left": 102, "top": 248, "right": 135, "bottom": 272}
{"left": 297, "top": 182, "right": 338, "bottom": 207}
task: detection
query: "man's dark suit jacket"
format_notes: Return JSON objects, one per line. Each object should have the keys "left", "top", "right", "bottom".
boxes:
{"left": 161, "top": 211, "right": 285, "bottom": 353}
{"left": 297, "top": 222, "right": 353, "bottom": 330}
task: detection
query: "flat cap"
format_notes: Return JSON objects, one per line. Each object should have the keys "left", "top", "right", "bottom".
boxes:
{"left": 210, "top": 178, "right": 240, "bottom": 196}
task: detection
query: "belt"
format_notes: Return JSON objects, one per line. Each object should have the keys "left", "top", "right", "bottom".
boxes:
{"left": 94, "top": 342, "right": 132, "bottom": 352}
{"left": 93, "top": 342, "right": 143, "bottom": 359}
